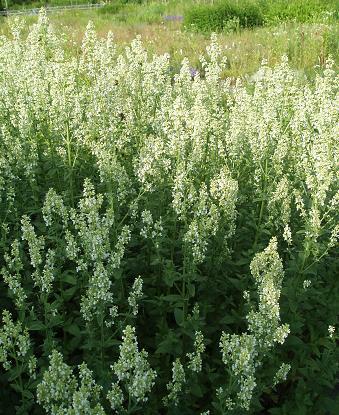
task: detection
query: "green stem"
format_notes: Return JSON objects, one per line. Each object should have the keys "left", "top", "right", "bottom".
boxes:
{"left": 127, "top": 392, "right": 132, "bottom": 414}
{"left": 182, "top": 246, "right": 187, "bottom": 323}
{"left": 302, "top": 248, "right": 330, "bottom": 274}
{"left": 118, "top": 188, "right": 146, "bottom": 228}
{"left": 66, "top": 122, "right": 74, "bottom": 207}
{"left": 13, "top": 354, "right": 24, "bottom": 405}
{"left": 42, "top": 293, "right": 52, "bottom": 355}
{"left": 253, "top": 158, "right": 268, "bottom": 250}
{"left": 100, "top": 312, "right": 105, "bottom": 375}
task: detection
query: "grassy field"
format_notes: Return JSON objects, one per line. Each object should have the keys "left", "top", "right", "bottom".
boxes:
{"left": 0, "top": 2, "right": 338, "bottom": 78}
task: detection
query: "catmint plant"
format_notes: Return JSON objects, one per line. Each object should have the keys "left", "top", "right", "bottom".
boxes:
{"left": 0, "top": 11, "right": 337, "bottom": 415}
{"left": 108, "top": 325, "right": 156, "bottom": 413}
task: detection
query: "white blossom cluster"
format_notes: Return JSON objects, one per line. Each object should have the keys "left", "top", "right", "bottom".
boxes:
{"left": 328, "top": 325, "right": 336, "bottom": 339}
{"left": 164, "top": 331, "right": 205, "bottom": 406}
{"left": 248, "top": 237, "right": 290, "bottom": 349}
{"left": 0, "top": 310, "right": 31, "bottom": 371}
{"left": 43, "top": 189, "right": 69, "bottom": 228}
{"left": 66, "top": 182, "right": 131, "bottom": 321}
{"left": 70, "top": 179, "right": 114, "bottom": 267}
{"left": 1, "top": 239, "right": 26, "bottom": 308}
{"left": 187, "top": 330, "right": 205, "bottom": 373}
{"left": 80, "top": 262, "right": 113, "bottom": 322}
{"left": 273, "top": 363, "right": 291, "bottom": 387}
{"left": 21, "top": 215, "right": 55, "bottom": 294}
{"left": 37, "top": 350, "right": 105, "bottom": 415}
{"left": 127, "top": 276, "right": 143, "bottom": 316}
{"left": 108, "top": 325, "right": 156, "bottom": 411}
{"left": 140, "top": 210, "right": 163, "bottom": 248}
{"left": 163, "top": 358, "right": 186, "bottom": 407}
{"left": 219, "top": 333, "right": 257, "bottom": 411}
{"left": 219, "top": 238, "right": 290, "bottom": 411}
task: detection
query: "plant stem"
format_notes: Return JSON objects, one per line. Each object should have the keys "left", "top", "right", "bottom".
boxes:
{"left": 66, "top": 122, "right": 74, "bottom": 207}
{"left": 253, "top": 158, "right": 268, "bottom": 250}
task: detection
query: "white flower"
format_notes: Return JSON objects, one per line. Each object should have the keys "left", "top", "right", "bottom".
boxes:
{"left": 303, "top": 280, "right": 311, "bottom": 289}
{"left": 328, "top": 325, "right": 335, "bottom": 338}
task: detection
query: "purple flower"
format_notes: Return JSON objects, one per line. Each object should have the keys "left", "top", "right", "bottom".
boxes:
{"left": 189, "top": 67, "right": 198, "bottom": 78}
{"left": 163, "top": 15, "right": 183, "bottom": 22}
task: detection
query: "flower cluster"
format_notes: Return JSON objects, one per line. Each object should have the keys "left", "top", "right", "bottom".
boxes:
{"left": 37, "top": 350, "right": 105, "bottom": 415}
{"left": 80, "top": 262, "right": 113, "bottom": 322}
{"left": 248, "top": 237, "right": 290, "bottom": 349}
{"left": 42, "top": 188, "right": 68, "bottom": 228}
{"left": 1, "top": 239, "right": 26, "bottom": 308}
{"left": 219, "top": 238, "right": 290, "bottom": 411}
{"left": 219, "top": 333, "right": 257, "bottom": 411}
{"left": 21, "top": 215, "right": 56, "bottom": 294}
{"left": 109, "top": 325, "right": 156, "bottom": 410}
{"left": 140, "top": 210, "right": 163, "bottom": 248}
{"left": 127, "top": 276, "right": 143, "bottom": 316}
{"left": 0, "top": 310, "right": 30, "bottom": 371}
{"left": 187, "top": 330, "right": 205, "bottom": 373}
{"left": 273, "top": 363, "right": 291, "bottom": 387}
{"left": 164, "top": 358, "right": 186, "bottom": 407}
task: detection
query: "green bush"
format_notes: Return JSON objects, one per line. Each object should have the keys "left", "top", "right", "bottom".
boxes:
{"left": 97, "top": 1, "right": 125, "bottom": 16}
{"left": 119, "top": 0, "right": 143, "bottom": 4}
{"left": 184, "top": 0, "right": 338, "bottom": 34}
{"left": 262, "top": 0, "right": 338, "bottom": 24}
{"left": 184, "top": 0, "right": 263, "bottom": 33}
{"left": 1, "top": 0, "right": 100, "bottom": 10}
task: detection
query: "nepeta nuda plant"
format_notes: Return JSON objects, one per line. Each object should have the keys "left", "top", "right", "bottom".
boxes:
{"left": 0, "top": 10, "right": 337, "bottom": 415}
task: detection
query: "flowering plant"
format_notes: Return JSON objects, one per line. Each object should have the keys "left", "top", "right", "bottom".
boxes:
{"left": 0, "top": 11, "right": 337, "bottom": 415}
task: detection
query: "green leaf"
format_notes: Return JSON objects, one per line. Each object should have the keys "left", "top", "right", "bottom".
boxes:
{"left": 174, "top": 308, "right": 184, "bottom": 326}
{"left": 64, "top": 323, "right": 81, "bottom": 337}
{"left": 161, "top": 295, "right": 183, "bottom": 305}
{"left": 164, "top": 271, "right": 181, "bottom": 287}
{"left": 28, "top": 321, "right": 46, "bottom": 331}
{"left": 188, "top": 283, "right": 195, "bottom": 297}
{"left": 62, "top": 286, "right": 78, "bottom": 300}
{"left": 22, "top": 390, "right": 34, "bottom": 400}
{"left": 155, "top": 331, "right": 181, "bottom": 356}
{"left": 8, "top": 366, "right": 24, "bottom": 382}
{"left": 60, "top": 273, "right": 77, "bottom": 285}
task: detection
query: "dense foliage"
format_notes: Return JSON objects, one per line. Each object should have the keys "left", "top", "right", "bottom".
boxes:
{"left": 0, "top": 0, "right": 100, "bottom": 11}
{"left": 0, "top": 12, "right": 338, "bottom": 415}
{"left": 0, "top": 0, "right": 145, "bottom": 10}
{"left": 184, "top": 0, "right": 338, "bottom": 33}
{"left": 184, "top": 0, "right": 263, "bottom": 33}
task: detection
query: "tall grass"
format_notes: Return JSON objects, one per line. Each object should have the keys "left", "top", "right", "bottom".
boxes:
{"left": 1, "top": 9, "right": 337, "bottom": 78}
{"left": 184, "top": 0, "right": 338, "bottom": 33}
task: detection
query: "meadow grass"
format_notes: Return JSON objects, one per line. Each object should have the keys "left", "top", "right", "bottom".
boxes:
{"left": 0, "top": 7, "right": 338, "bottom": 78}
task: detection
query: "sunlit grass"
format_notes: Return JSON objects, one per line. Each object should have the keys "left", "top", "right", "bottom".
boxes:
{"left": 1, "top": 8, "right": 337, "bottom": 78}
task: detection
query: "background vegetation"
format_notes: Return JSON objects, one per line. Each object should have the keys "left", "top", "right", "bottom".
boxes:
{"left": 0, "top": 0, "right": 338, "bottom": 78}
{"left": 184, "top": 0, "right": 338, "bottom": 33}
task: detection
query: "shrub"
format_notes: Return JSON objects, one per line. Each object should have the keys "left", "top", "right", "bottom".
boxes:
{"left": 264, "top": 0, "right": 338, "bottom": 24}
{"left": 261, "top": 0, "right": 338, "bottom": 24}
{"left": 184, "top": 0, "right": 338, "bottom": 33}
{"left": 184, "top": 0, "right": 264, "bottom": 33}
{"left": 97, "top": 1, "right": 125, "bottom": 16}
{"left": 1, "top": 0, "right": 100, "bottom": 9}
